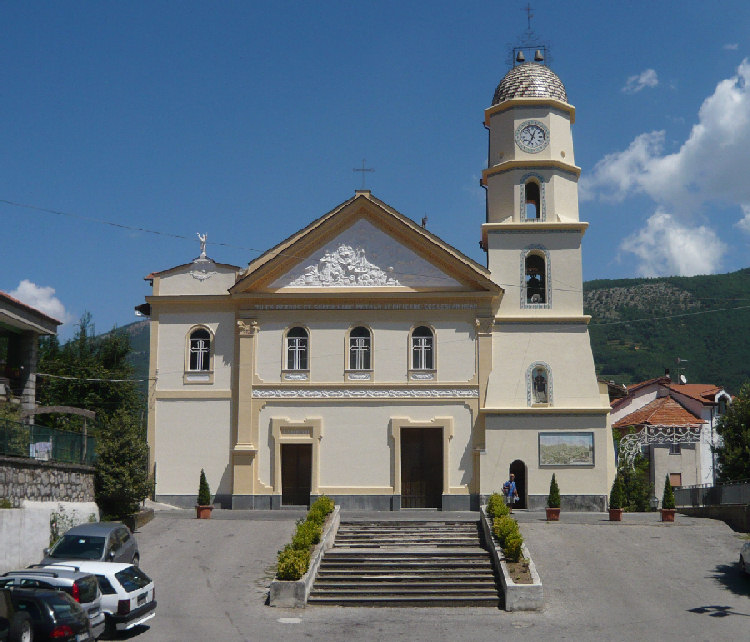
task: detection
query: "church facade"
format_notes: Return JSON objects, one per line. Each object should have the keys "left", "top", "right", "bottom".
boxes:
{"left": 142, "top": 54, "right": 615, "bottom": 511}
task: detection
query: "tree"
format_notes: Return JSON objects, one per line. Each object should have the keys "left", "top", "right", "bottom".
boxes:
{"left": 94, "top": 408, "right": 151, "bottom": 519}
{"left": 662, "top": 475, "right": 675, "bottom": 510}
{"left": 715, "top": 381, "right": 750, "bottom": 483}
{"left": 620, "top": 453, "right": 653, "bottom": 512}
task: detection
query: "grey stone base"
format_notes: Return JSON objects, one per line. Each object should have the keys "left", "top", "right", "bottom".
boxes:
{"left": 229, "top": 494, "right": 481, "bottom": 511}
{"left": 155, "top": 494, "right": 232, "bottom": 509}
{"left": 526, "top": 494, "right": 606, "bottom": 512}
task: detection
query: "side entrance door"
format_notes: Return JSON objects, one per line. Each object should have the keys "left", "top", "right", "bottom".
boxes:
{"left": 401, "top": 428, "right": 443, "bottom": 509}
{"left": 281, "top": 444, "right": 312, "bottom": 506}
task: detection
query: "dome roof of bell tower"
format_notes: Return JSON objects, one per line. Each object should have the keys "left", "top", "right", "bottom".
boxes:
{"left": 492, "top": 62, "right": 568, "bottom": 105}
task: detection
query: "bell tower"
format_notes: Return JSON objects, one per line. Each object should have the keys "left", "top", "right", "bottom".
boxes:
{"left": 479, "top": 47, "right": 615, "bottom": 510}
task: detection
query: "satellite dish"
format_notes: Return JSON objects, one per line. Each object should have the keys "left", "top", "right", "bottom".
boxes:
{"left": 680, "top": 374, "right": 687, "bottom": 384}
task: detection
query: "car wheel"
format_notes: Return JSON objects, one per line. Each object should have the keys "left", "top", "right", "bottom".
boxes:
{"left": 9, "top": 612, "right": 33, "bottom": 642}
{"left": 132, "top": 553, "right": 140, "bottom": 567}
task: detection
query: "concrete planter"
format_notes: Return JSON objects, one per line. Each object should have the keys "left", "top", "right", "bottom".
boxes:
{"left": 661, "top": 508, "right": 675, "bottom": 522}
{"left": 195, "top": 505, "right": 213, "bottom": 519}
{"left": 545, "top": 507, "right": 560, "bottom": 521}
{"left": 480, "top": 507, "right": 543, "bottom": 611}
{"left": 609, "top": 508, "right": 623, "bottom": 522}
{"left": 269, "top": 505, "right": 341, "bottom": 608}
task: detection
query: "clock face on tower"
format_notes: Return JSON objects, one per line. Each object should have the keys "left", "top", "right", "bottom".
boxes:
{"left": 514, "top": 120, "right": 550, "bottom": 153}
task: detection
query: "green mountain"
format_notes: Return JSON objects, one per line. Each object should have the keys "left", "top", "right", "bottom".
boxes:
{"left": 584, "top": 268, "right": 750, "bottom": 393}
{"left": 117, "top": 268, "right": 750, "bottom": 396}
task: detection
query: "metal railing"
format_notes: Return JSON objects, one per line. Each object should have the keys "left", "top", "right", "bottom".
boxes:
{"left": 675, "top": 480, "right": 750, "bottom": 507}
{"left": 0, "top": 417, "right": 96, "bottom": 466}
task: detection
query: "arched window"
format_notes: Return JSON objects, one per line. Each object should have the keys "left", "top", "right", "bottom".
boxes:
{"left": 411, "top": 326, "right": 434, "bottom": 370}
{"left": 349, "top": 326, "right": 371, "bottom": 370}
{"left": 525, "top": 253, "right": 546, "bottom": 304}
{"left": 718, "top": 396, "right": 728, "bottom": 415}
{"left": 188, "top": 328, "right": 211, "bottom": 371}
{"left": 286, "top": 327, "right": 309, "bottom": 370}
{"left": 525, "top": 181, "right": 540, "bottom": 220}
{"left": 526, "top": 362, "right": 552, "bottom": 406}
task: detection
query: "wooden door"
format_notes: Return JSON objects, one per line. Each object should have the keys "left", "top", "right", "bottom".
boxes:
{"left": 401, "top": 428, "right": 442, "bottom": 508}
{"left": 281, "top": 444, "right": 312, "bottom": 506}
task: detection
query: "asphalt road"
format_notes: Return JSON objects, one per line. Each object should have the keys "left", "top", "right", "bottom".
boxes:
{"left": 123, "top": 507, "right": 750, "bottom": 642}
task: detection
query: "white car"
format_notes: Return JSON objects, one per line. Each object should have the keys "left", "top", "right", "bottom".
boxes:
{"left": 741, "top": 541, "right": 750, "bottom": 575}
{"left": 45, "top": 562, "right": 156, "bottom": 633}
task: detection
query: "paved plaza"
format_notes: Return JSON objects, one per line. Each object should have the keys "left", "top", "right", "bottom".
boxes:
{"left": 126, "top": 507, "right": 749, "bottom": 641}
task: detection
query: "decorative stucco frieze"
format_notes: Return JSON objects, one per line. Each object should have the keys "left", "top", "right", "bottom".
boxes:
{"left": 248, "top": 303, "right": 477, "bottom": 311}
{"left": 253, "top": 388, "right": 479, "bottom": 399}
{"left": 236, "top": 319, "right": 258, "bottom": 336}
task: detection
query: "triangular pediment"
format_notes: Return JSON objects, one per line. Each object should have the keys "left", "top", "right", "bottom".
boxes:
{"left": 270, "top": 219, "right": 461, "bottom": 289}
{"left": 230, "top": 192, "right": 500, "bottom": 295}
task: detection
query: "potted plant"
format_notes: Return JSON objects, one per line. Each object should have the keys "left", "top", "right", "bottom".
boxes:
{"left": 546, "top": 473, "right": 561, "bottom": 521}
{"left": 609, "top": 474, "right": 625, "bottom": 521}
{"left": 661, "top": 474, "right": 676, "bottom": 522}
{"left": 196, "top": 469, "right": 213, "bottom": 519}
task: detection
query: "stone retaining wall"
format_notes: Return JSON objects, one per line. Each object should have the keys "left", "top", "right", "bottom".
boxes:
{"left": 0, "top": 456, "right": 95, "bottom": 506}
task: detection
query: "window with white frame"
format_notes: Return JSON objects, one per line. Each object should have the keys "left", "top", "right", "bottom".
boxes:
{"left": 188, "top": 328, "right": 211, "bottom": 371}
{"left": 286, "top": 327, "right": 309, "bottom": 370}
{"left": 411, "top": 326, "right": 434, "bottom": 370}
{"left": 349, "top": 326, "right": 371, "bottom": 370}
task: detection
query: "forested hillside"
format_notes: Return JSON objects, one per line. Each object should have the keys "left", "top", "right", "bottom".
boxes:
{"left": 584, "top": 268, "right": 750, "bottom": 393}
{"left": 119, "top": 268, "right": 750, "bottom": 397}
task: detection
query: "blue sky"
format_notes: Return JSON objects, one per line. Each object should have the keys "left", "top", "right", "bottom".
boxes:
{"left": 3, "top": 1, "right": 750, "bottom": 339}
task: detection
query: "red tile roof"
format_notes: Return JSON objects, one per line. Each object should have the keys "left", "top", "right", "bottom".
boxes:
{"left": 613, "top": 396, "right": 705, "bottom": 429}
{"left": 667, "top": 383, "right": 722, "bottom": 404}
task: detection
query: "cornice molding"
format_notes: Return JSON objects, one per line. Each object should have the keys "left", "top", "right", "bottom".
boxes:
{"left": 481, "top": 160, "right": 581, "bottom": 183}
{"left": 484, "top": 97, "right": 575, "bottom": 124}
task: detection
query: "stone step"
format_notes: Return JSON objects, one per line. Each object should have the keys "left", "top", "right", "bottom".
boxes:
{"left": 307, "top": 594, "right": 500, "bottom": 608}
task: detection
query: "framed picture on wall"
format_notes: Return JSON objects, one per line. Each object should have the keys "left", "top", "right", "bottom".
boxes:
{"left": 538, "top": 432, "right": 594, "bottom": 466}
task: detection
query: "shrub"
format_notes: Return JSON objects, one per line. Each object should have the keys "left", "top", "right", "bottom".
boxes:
{"left": 609, "top": 474, "right": 625, "bottom": 510}
{"left": 276, "top": 546, "right": 311, "bottom": 581}
{"left": 310, "top": 495, "right": 334, "bottom": 515}
{"left": 306, "top": 505, "right": 327, "bottom": 526}
{"left": 0, "top": 498, "right": 12, "bottom": 509}
{"left": 662, "top": 475, "right": 676, "bottom": 510}
{"left": 493, "top": 515, "right": 520, "bottom": 546}
{"left": 487, "top": 492, "right": 509, "bottom": 518}
{"left": 197, "top": 469, "right": 211, "bottom": 506}
{"left": 503, "top": 535, "right": 523, "bottom": 563}
{"left": 292, "top": 519, "right": 322, "bottom": 550}
{"left": 547, "top": 473, "right": 561, "bottom": 509}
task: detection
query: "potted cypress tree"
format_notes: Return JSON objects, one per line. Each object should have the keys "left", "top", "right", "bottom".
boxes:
{"left": 661, "top": 474, "right": 676, "bottom": 522}
{"left": 196, "top": 469, "right": 213, "bottom": 519}
{"left": 546, "top": 473, "right": 561, "bottom": 521}
{"left": 609, "top": 474, "right": 625, "bottom": 521}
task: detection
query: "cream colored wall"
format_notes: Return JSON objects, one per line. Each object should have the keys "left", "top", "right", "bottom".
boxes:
{"left": 157, "top": 265, "right": 238, "bottom": 296}
{"left": 252, "top": 310, "right": 476, "bottom": 383}
{"left": 486, "top": 231, "right": 583, "bottom": 315}
{"left": 155, "top": 310, "right": 235, "bottom": 389}
{"left": 652, "top": 444, "right": 700, "bottom": 500}
{"left": 481, "top": 413, "right": 610, "bottom": 496}
{"left": 154, "top": 399, "right": 232, "bottom": 497}
{"left": 256, "top": 402, "right": 474, "bottom": 490}
{"left": 487, "top": 106, "right": 574, "bottom": 167}
{"left": 485, "top": 324, "right": 602, "bottom": 408}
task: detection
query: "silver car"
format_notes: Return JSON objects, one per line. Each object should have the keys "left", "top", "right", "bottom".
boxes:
{"left": 42, "top": 522, "right": 140, "bottom": 567}
{"left": 741, "top": 541, "right": 750, "bottom": 575}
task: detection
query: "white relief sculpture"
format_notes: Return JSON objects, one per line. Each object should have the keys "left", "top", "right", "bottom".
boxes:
{"left": 272, "top": 219, "right": 460, "bottom": 288}
{"left": 253, "top": 388, "right": 478, "bottom": 399}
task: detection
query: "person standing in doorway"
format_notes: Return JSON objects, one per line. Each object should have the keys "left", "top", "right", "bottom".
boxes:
{"left": 502, "top": 473, "right": 519, "bottom": 513}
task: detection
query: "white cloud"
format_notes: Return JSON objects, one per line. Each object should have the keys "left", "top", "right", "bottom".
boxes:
{"left": 724, "top": 43, "right": 739, "bottom": 50}
{"left": 620, "top": 211, "right": 726, "bottom": 277}
{"left": 9, "top": 280, "right": 72, "bottom": 323}
{"left": 587, "top": 59, "right": 750, "bottom": 213}
{"left": 622, "top": 69, "right": 659, "bottom": 94}
{"left": 736, "top": 204, "right": 750, "bottom": 234}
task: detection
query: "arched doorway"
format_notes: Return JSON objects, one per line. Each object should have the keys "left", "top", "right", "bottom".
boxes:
{"left": 510, "top": 460, "right": 527, "bottom": 509}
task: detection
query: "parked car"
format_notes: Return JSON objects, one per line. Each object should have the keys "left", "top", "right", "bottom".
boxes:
{"left": 45, "top": 563, "right": 155, "bottom": 635}
{"left": 41, "top": 523, "right": 139, "bottom": 566}
{"left": 0, "top": 567, "right": 105, "bottom": 639}
{"left": 0, "top": 589, "right": 33, "bottom": 642}
{"left": 6, "top": 586, "right": 94, "bottom": 641}
{"left": 741, "top": 541, "right": 750, "bottom": 575}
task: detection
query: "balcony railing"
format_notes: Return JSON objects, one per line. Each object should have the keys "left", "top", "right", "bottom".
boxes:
{"left": 0, "top": 417, "right": 96, "bottom": 466}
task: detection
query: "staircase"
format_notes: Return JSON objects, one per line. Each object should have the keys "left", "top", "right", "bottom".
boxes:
{"left": 307, "top": 519, "right": 500, "bottom": 607}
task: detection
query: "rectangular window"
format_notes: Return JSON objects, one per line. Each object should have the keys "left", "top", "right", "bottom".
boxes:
{"left": 669, "top": 443, "right": 681, "bottom": 455}
{"left": 349, "top": 336, "right": 371, "bottom": 370}
{"left": 669, "top": 473, "right": 682, "bottom": 487}
{"left": 412, "top": 337, "right": 433, "bottom": 370}
{"left": 287, "top": 338, "right": 308, "bottom": 370}
{"left": 189, "top": 338, "right": 210, "bottom": 371}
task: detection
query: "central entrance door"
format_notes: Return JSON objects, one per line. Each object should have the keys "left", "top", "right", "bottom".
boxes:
{"left": 281, "top": 443, "right": 312, "bottom": 506}
{"left": 400, "top": 428, "right": 443, "bottom": 509}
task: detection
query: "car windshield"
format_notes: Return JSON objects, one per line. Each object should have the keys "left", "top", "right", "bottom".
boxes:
{"left": 114, "top": 567, "right": 151, "bottom": 593}
{"left": 50, "top": 535, "right": 106, "bottom": 560}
